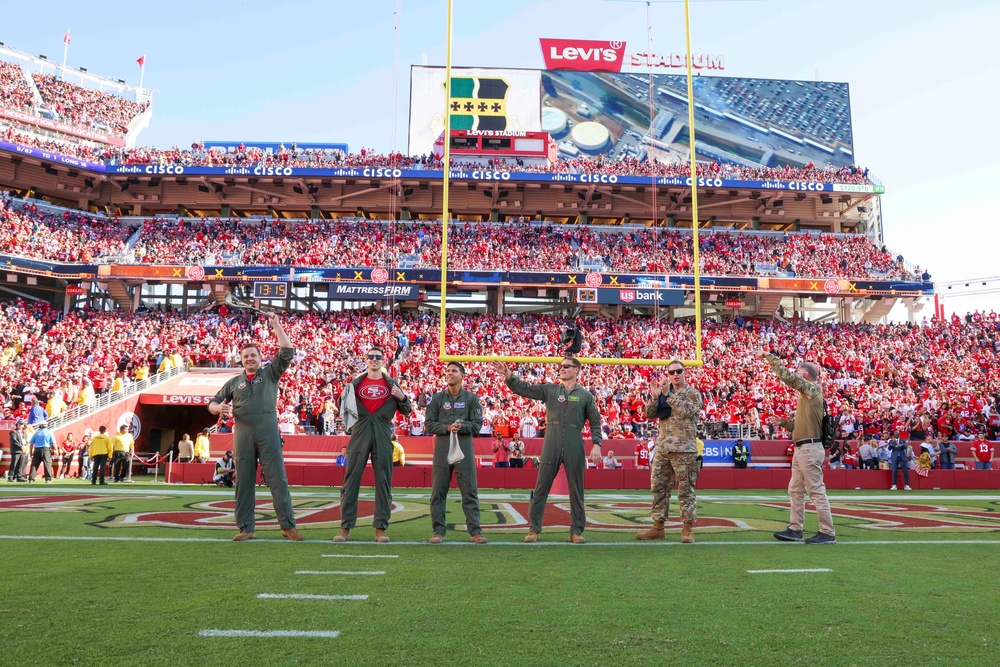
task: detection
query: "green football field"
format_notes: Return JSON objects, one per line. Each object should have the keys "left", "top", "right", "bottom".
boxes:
{"left": 3, "top": 481, "right": 999, "bottom": 666}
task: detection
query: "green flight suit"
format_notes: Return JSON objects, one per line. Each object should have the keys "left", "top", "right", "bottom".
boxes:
{"left": 211, "top": 347, "right": 296, "bottom": 533}
{"left": 340, "top": 374, "right": 412, "bottom": 530}
{"left": 424, "top": 387, "right": 484, "bottom": 537}
{"left": 505, "top": 375, "right": 603, "bottom": 535}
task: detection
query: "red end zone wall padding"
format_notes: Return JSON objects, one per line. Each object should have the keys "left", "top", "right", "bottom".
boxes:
{"left": 157, "top": 462, "right": 1000, "bottom": 490}
{"left": 202, "top": 435, "right": 799, "bottom": 467}
{"left": 9, "top": 432, "right": 996, "bottom": 489}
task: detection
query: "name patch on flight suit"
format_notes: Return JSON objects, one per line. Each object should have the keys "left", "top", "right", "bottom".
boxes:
{"left": 455, "top": 402, "right": 466, "bottom": 409}
{"left": 568, "top": 395, "right": 581, "bottom": 402}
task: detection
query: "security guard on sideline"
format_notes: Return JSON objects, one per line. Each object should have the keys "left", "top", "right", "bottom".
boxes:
{"left": 733, "top": 439, "right": 750, "bottom": 468}
{"left": 88, "top": 426, "right": 113, "bottom": 485}
{"left": 111, "top": 425, "right": 134, "bottom": 482}
{"left": 424, "top": 361, "right": 486, "bottom": 544}
{"left": 209, "top": 313, "right": 302, "bottom": 543}
{"left": 335, "top": 346, "right": 412, "bottom": 544}
{"left": 7, "top": 419, "right": 28, "bottom": 481}
{"left": 637, "top": 361, "right": 703, "bottom": 543}
{"left": 491, "top": 356, "right": 602, "bottom": 544}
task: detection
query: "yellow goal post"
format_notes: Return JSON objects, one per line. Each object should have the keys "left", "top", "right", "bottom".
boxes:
{"left": 437, "top": 0, "right": 704, "bottom": 368}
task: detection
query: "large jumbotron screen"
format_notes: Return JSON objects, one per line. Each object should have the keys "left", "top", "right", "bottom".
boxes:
{"left": 409, "top": 66, "right": 855, "bottom": 169}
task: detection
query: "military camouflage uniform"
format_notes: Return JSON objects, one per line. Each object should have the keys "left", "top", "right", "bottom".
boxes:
{"left": 644, "top": 386, "right": 703, "bottom": 524}
{"left": 766, "top": 353, "right": 835, "bottom": 537}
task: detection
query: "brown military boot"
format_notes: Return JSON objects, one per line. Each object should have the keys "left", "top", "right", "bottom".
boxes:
{"left": 333, "top": 528, "right": 350, "bottom": 543}
{"left": 681, "top": 522, "right": 695, "bottom": 544}
{"left": 232, "top": 531, "right": 256, "bottom": 542}
{"left": 374, "top": 528, "right": 390, "bottom": 544}
{"left": 524, "top": 530, "right": 540, "bottom": 543}
{"left": 281, "top": 528, "right": 303, "bottom": 542}
{"left": 635, "top": 521, "right": 666, "bottom": 540}
{"left": 568, "top": 533, "right": 586, "bottom": 544}
{"left": 469, "top": 534, "right": 488, "bottom": 545}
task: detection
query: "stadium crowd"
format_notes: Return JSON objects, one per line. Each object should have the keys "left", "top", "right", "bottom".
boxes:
{"left": 0, "top": 117, "right": 874, "bottom": 185}
{"left": 0, "top": 197, "right": 131, "bottom": 262}
{"left": 121, "top": 218, "right": 914, "bottom": 280}
{"left": 30, "top": 73, "right": 148, "bottom": 138}
{"left": 4, "top": 304, "right": 999, "bottom": 454}
{"left": 0, "top": 61, "right": 34, "bottom": 112}
{"left": 0, "top": 203, "right": 916, "bottom": 280}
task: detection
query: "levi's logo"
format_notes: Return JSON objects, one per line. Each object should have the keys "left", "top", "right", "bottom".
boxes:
{"left": 539, "top": 39, "right": 627, "bottom": 73}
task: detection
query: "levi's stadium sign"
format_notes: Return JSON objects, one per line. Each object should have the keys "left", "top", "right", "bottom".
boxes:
{"left": 540, "top": 38, "right": 725, "bottom": 73}
{"left": 540, "top": 39, "right": 627, "bottom": 72}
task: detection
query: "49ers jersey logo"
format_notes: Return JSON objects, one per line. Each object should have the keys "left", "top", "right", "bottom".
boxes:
{"left": 359, "top": 385, "right": 389, "bottom": 400}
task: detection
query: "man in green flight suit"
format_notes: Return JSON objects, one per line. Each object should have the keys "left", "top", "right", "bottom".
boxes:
{"left": 424, "top": 361, "right": 486, "bottom": 544}
{"left": 334, "top": 346, "right": 412, "bottom": 544}
{"left": 491, "top": 356, "right": 602, "bottom": 544}
{"left": 209, "top": 312, "right": 302, "bottom": 543}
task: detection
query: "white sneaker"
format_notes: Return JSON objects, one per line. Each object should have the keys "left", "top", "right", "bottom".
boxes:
{"left": 904, "top": 485, "right": 912, "bottom": 490}
{"left": 889, "top": 485, "right": 897, "bottom": 490}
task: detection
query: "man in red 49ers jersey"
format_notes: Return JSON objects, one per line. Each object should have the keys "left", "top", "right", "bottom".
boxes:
{"left": 635, "top": 441, "right": 651, "bottom": 469}
{"left": 971, "top": 436, "right": 994, "bottom": 470}
{"left": 335, "top": 346, "right": 412, "bottom": 544}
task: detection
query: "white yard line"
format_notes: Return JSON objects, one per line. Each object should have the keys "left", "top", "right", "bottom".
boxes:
{"left": 295, "top": 570, "right": 385, "bottom": 575}
{"left": 199, "top": 630, "right": 340, "bottom": 638}
{"left": 321, "top": 554, "right": 399, "bottom": 558}
{"left": 747, "top": 568, "right": 833, "bottom": 574}
{"left": 257, "top": 594, "right": 368, "bottom": 600}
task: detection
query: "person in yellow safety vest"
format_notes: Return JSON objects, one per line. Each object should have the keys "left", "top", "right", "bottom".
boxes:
{"left": 88, "top": 425, "right": 113, "bottom": 485}
{"left": 193, "top": 429, "right": 211, "bottom": 463}
{"left": 134, "top": 365, "right": 149, "bottom": 381}
{"left": 392, "top": 438, "right": 406, "bottom": 467}
{"left": 691, "top": 437, "right": 705, "bottom": 486}
{"left": 45, "top": 391, "right": 67, "bottom": 418}
{"left": 733, "top": 438, "right": 750, "bottom": 469}
{"left": 77, "top": 381, "right": 96, "bottom": 409}
{"left": 111, "top": 425, "right": 134, "bottom": 482}
{"left": 110, "top": 374, "right": 124, "bottom": 394}
{"left": 158, "top": 354, "right": 174, "bottom": 374}
{"left": 170, "top": 351, "right": 185, "bottom": 369}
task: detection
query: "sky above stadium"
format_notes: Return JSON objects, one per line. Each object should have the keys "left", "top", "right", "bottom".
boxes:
{"left": 8, "top": 0, "right": 1000, "bottom": 318}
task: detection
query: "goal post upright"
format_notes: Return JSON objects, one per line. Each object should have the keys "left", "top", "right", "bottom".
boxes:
{"left": 683, "top": 0, "right": 704, "bottom": 366}
{"left": 438, "top": 0, "right": 455, "bottom": 363}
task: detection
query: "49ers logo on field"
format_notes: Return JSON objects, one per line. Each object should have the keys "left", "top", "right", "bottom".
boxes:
{"left": 359, "top": 384, "right": 389, "bottom": 400}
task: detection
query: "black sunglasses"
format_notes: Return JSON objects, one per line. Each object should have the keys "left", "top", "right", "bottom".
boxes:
{"left": 667, "top": 368, "right": 685, "bottom": 376}
{"left": 367, "top": 354, "right": 384, "bottom": 360}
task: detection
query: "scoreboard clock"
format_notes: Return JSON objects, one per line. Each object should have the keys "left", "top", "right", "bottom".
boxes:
{"left": 252, "top": 281, "right": 288, "bottom": 299}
